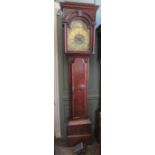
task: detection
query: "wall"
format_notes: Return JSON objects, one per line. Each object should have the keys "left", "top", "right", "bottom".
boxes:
{"left": 54, "top": 2, "right": 61, "bottom": 138}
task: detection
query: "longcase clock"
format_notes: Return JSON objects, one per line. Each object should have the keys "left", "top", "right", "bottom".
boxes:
{"left": 61, "top": 2, "right": 98, "bottom": 146}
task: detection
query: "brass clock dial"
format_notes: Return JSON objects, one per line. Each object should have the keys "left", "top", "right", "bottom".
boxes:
{"left": 67, "top": 20, "right": 90, "bottom": 51}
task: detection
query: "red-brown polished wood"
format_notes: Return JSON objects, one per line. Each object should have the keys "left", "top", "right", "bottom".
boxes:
{"left": 61, "top": 2, "right": 98, "bottom": 146}
{"left": 67, "top": 56, "right": 92, "bottom": 146}
{"left": 69, "top": 57, "right": 88, "bottom": 119}
{"left": 61, "top": 2, "right": 98, "bottom": 55}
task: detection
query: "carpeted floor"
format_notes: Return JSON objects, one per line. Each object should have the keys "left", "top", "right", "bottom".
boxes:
{"left": 55, "top": 138, "right": 100, "bottom": 155}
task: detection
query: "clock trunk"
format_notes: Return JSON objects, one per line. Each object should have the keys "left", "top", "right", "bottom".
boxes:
{"left": 67, "top": 57, "right": 92, "bottom": 146}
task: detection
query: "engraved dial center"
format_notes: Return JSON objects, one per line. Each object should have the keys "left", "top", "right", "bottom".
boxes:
{"left": 74, "top": 34, "right": 84, "bottom": 45}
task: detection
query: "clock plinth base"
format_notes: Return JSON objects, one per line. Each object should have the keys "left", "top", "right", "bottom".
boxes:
{"left": 67, "top": 118, "right": 92, "bottom": 146}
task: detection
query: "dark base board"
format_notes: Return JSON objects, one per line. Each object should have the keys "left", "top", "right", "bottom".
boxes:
{"left": 94, "top": 110, "right": 101, "bottom": 143}
{"left": 67, "top": 118, "right": 92, "bottom": 146}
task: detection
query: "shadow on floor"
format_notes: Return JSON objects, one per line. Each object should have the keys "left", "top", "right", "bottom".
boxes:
{"left": 55, "top": 138, "right": 100, "bottom": 155}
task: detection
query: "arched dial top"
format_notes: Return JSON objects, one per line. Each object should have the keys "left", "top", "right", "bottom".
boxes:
{"left": 67, "top": 20, "right": 90, "bottom": 52}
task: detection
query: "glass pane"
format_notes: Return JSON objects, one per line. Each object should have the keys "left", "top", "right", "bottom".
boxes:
{"left": 67, "top": 20, "right": 90, "bottom": 51}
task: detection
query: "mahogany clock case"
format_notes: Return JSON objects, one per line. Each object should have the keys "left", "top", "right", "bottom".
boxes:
{"left": 61, "top": 2, "right": 99, "bottom": 146}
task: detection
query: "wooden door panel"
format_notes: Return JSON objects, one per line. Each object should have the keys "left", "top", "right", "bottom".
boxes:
{"left": 71, "top": 58, "right": 88, "bottom": 119}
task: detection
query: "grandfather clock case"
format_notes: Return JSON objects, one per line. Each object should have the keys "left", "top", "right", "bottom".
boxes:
{"left": 61, "top": 2, "right": 98, "bottom": 146}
